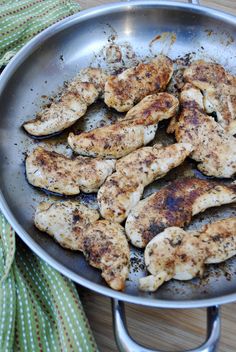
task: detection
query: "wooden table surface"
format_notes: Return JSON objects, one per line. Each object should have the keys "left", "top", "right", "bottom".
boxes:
{"left": 77, "top": 1, "right": 236, "bottom": 351}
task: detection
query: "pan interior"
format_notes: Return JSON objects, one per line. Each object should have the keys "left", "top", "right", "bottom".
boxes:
{"left": 0, "top": 3, "right": 236, "bottom": 305}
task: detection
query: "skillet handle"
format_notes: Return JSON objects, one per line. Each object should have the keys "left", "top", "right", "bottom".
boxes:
{"left": 112, "top": 299, "right": 221, "bottom": 352}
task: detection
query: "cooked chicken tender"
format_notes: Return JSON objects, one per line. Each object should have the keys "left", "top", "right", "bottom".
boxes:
{"left": 98, "top": 143, "right": 192, "bottom": 223}
{"left": 139, "top": 227, "right": 204, "bottom": 291}
{"left": 83, "top": 220, "right": 130, "bottom": 291}
{"left": 23, "top": 81, "right": 99, "bottom": 136}
{"left": 184, "top": 60, "right": 236, "bottom": 134}
{"left": 104, "top": 55, "right": 174, "bottom": 112}
{"left": 77, "top": 67, "right": 108, "bottom": 97}
{"left": 124, "top": 92, "right": 179, "bottom": 121}
{"left": 26, "top": 147, "right": 115, "bottom": 195}
{"left": 140, "top": 218, "right": 236, "bottom": 292}
{"left": 68, "top": 93, "right": 179, "bottom": 158}
{"left": 68, "top": 119, "right": 157, "bottom": 159}
{"left": 171, "top": 83, "right": 236, "bottom": 178}
{"left": 201, "top": 218, "right": 236, "bottom": 264}
{"left": 125, "top": 178, "right": 236, "bottom": 248}
{"left": 34, "top": 201, "right": 99, "bottom": 251}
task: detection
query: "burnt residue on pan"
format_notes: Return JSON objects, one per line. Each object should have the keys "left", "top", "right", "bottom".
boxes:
{"left": 149, "top": 32, "right": 177, "bottom": 55}
{"left": 204, "top": 28, "right": 234, "bottom": 46}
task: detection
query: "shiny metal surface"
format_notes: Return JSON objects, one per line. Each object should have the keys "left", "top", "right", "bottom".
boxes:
{"left": 189, "top": 0, "right": 200, "bottom": 4}
{"left": 0, "top": 1, "right": 236, "bottom": 308}
{"left": 112, "top": 299, "right": 221, "bottom": 352}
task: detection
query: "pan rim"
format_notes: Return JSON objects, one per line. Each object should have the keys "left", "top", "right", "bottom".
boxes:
{"left": 0, "top": 1, "right": 236, "bottom": 308}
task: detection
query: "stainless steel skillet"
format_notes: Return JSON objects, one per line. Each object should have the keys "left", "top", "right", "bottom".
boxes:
{"left": 0, "top": 1, "right": 235, "bottom": 350}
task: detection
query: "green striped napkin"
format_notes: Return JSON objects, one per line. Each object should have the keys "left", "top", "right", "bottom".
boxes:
{"left": 0, "top": 214, "right": 98, "bottom": 351}
{"left": 0, "top": 0, "right": 81, "bottom": 67}
{"left": 0, "top": 1, "right": 99, "bottom": 351}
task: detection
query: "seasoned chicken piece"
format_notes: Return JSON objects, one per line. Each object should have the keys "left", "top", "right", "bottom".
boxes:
{"left": 139, "top": 227, "right": 204, "bottom": 291}
{"left": 140, "top": 218, "right": 236, "bottom": 292}
{"left": 184, "top": 60, "right": 236, "bottom": 134}
{"left": 68, "top": 118, "right": 157, "bottom": 159}
{"left": 171, "top": 84, "right": 236, "bottom": 178}
{"left": 201, "top": 218, "right": 236, "bottom": 264}
{"left": 125, "top": 177, "right": 236, "bottom": 248}
{"left": 77, "top": 67, "right": 108, "bottom": 98}
{"left": 68, "top": 120, "right": 158, "bottom": 159}
{"left": 83, "top": 220, "right": 130, "bottom": 291}
{"left": 34, "top": 201, "right": 99, "bottom": 251}
{"left": 124, "top": 92, "right": 179, "bottom": 121}
{"left": 104, "top": 55, "right": 174, "bottom": 112}
{"left": 98, "top": 143, "right": 192, "bottom": 223}
{"left": 68, "top": 93, "right": 179, "bottom": 158}
{"left": 23, "top": 80, "right": 99, "bottom": 136}
{"left": 26, "top": 147, "right": 115, "bottom": 195}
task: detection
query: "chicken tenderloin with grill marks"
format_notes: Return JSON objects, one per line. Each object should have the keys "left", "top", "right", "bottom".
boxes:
{"left": 104, "top": 54, "right": 174, "bottom": 112}
{"left": 26, "top": 147, "right": 115, "bottom": 195}
{"left": 68, "top": 93, "right": 179, "bottom": 158}
{"left": 140, "top": 218, "right": 236, "bottom": 292}
{"left": 125, "top": 177, "right": 236, "bottom": 248}
{"left": 98, "top": 143, "right": 193, "bottom": 223}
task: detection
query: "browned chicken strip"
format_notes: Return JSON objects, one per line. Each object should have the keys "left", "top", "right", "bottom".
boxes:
{"left": 34, "top": 200, "right": 99, "bottom": 251}
{"left": 23, "top": 80, "right": 99, "bottom": 137}
{"left": 140, "top": 218, "right": 236, "bottom": 292}
{"left": 104, "top": 55, "right": 174, "bottom": 112}
{"left": 170, "top": 83, "right": 236, "bottom": 178}
{"left": 68, "top": 93, "right": 179, "bottom": 158}
{"left": 68, "top": 117, "right": 157, "bottom": 159}
{"left": 77, "top": 67, "right": 108, "bottom": 98}
{"left": 123, "top": 92, "right": 179, "bottom": 121}
{"left": 125, "top": 177, "right": 236, "bottom": 248}
{"left": 26, "top": 147, "right": 115, "bottom": 195}
{"left": 83, "top": 220, "right": 130, "bottom": 291}
{"left": 98, "top": 143, "right": 192, "bottom": 223}
{"left": 184, "top": 60, "right": 236, "bottom": 135}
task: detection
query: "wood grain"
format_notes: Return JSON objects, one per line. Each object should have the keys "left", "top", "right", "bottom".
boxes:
{"left": 77, "top": 1, "right": 236, "bottom": 351}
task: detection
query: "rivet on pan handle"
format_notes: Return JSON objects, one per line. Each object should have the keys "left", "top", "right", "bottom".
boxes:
{"left": 112, "top": 299, "right": 221, "bottom": 352}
